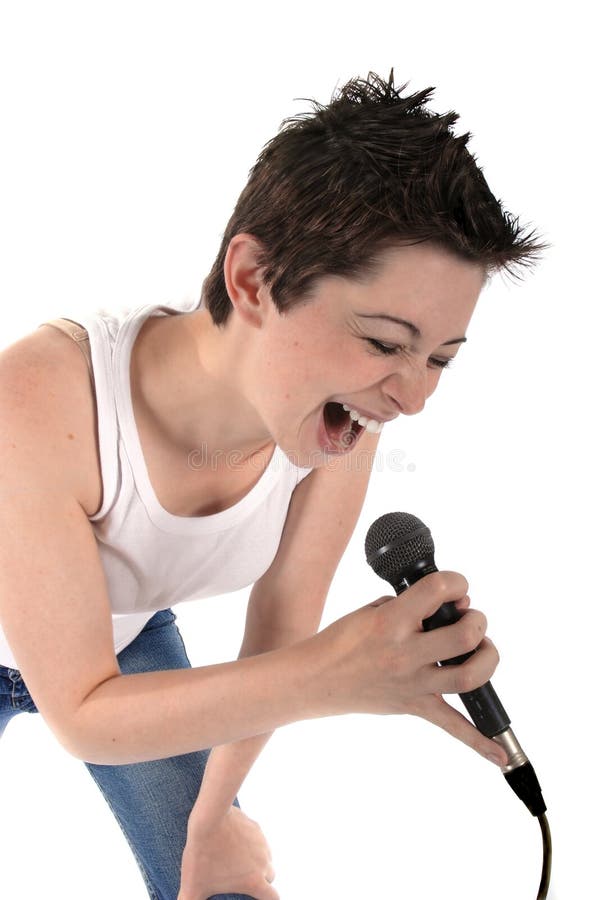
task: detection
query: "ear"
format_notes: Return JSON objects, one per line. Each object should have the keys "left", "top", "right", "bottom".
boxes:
{"left": 223, "top": 233, "right": 271, "bottom": 328}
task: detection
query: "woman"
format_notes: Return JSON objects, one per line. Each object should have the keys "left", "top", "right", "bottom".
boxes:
{"left": 0, "top": 71, "right": 547, "bottom": 900}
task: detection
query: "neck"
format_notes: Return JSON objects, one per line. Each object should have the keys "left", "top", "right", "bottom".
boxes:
{"left": 130, "top": 308, "right": 275, "bottom": 465}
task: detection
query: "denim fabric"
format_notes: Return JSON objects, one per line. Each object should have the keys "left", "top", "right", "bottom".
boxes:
{"left": 0, "top": 608, "right": 256, "bottom": 900}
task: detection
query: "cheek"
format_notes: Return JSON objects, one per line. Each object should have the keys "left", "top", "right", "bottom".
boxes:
{"left": 426, "top": 370, "right": 444, "bottom": 397}
{"left": 260, "top": 337, "right": 309, "bottom": 392}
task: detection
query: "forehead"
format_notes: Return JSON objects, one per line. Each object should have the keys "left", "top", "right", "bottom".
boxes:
{"left": 329, "top": 241, "right": 486, "bottom": 332}
{"left": 363, "top": 240, "right": 486, "bottom": 293}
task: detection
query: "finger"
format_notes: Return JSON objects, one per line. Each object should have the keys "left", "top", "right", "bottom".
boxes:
{"left": 413, "top": 693, "right": 508, "bottom": 766}
{"left": 370, "top": 594, "right": 396, "bottom": 607}
{"left": 370, "top": 578, "right": 471, "bottom": 618}
{"left": 423, "top": 636, "right": 500, "bottom": 696}
{"left": 416, "top": 608, "right": 487, "bottom": 666}
{"left": 454, "top": 592, "right": 471, "bottom": 611}
{"left": 250, "top": 875, "right": 280, "bottom": 900}
{"left": 402, "top": 571, "right": 470, "bottom": 627}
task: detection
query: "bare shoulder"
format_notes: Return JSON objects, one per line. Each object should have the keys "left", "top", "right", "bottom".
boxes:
{"left": 0, "top": 323, "right": 103, "bottom": 516}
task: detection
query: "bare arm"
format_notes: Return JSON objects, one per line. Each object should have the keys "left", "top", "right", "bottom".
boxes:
{"left": 72, "top": 632, "right": 334, "bottom": 764}
{"left": 0, "top": 465, "right": 335, "bottom": 764}
{"left": 0, "top": 331, "right": 505, "bottom": 768}
{"left": 79, "top": 420, "right": 380, "bottom": 769}
{"left": 188, "top": 429, "right": 382, "bottom": 823}
{"left": 0, "top": 333, "right": 332, "bottom": 764}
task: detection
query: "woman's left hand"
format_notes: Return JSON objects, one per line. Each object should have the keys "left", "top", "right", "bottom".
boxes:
{"left": 177, "top": 804, "right": 279, "bottom": 900}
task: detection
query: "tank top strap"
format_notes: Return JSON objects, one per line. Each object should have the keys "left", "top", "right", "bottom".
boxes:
{"left": 38, "top": 317, "right": 95, "bottom": 389}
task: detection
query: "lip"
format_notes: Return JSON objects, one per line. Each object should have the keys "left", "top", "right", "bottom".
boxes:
{"left": 318, "top": 405, "right": 365, "bottom": 454}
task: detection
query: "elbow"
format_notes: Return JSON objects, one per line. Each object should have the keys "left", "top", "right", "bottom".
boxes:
{"left": 57, "top": 727, "right": 95, "bottom": 763}
{"left": 59, "top": 723, "right": 125, "bottom": 766}
{"left": 44, "top": 716, "right": 93, "bottom": 763}
{"left": 50, "top": 713, "right": 100, "bottom": 763}
{"left": 56, "top": 682, "right": 126, "bottom": 765}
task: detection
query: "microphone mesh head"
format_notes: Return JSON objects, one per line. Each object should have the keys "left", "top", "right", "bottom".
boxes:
{"left": 364, "top": 512, "right": 434, "bottom": 582}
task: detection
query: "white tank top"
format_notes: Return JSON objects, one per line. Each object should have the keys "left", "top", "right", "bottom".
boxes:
{"left": 0, "top": 300, "right": 313, "bottom": 668}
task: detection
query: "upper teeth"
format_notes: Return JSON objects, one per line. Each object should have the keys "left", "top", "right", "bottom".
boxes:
{"left": 342, "top": 404, "right": 384, "bottom": 434}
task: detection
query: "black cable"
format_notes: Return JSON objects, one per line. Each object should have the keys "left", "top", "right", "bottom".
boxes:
{"left": 537, "top": 812, "right": 552, "bottom": 899}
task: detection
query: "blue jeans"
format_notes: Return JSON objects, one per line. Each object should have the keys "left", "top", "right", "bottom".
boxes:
{"left": 0, "top": 608, "right": 256, "bottom": 900}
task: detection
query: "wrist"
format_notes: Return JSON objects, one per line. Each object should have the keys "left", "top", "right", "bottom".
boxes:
{"left": 187, "top": 800, "right": 233, "bottom": 836}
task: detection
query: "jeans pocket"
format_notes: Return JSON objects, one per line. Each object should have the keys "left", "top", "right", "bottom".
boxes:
{"left": 5, "top": 667, "right": 39, "bottom": 713}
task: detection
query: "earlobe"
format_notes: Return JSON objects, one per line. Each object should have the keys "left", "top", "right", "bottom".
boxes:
{"left": 223, "top": 233, "right": 270, "bottom": 328}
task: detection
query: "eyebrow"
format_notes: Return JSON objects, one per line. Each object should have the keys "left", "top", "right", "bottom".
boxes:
{"left": 357, "top": 313, "right": 467, "bottom": 346}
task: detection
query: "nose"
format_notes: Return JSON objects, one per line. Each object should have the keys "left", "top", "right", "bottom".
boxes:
{"left": 384, "top": 366, "right": 428, "bottom": 416}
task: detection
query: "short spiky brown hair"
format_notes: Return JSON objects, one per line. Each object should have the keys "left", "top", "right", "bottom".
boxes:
{"left": 202, "top": 69, "right": 549, "bottom": 326}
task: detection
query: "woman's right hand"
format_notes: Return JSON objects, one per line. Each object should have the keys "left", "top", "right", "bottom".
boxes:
{"left": 312, "top": 570, "right": 508, "bottom": 766}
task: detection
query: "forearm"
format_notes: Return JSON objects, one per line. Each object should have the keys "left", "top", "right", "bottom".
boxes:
{"left": 69, "top": 629, "right": 333, "bottom": 766}
{"left": 188, "top": 627, "right": 307, "bottom": 824}
{"left": 189, "top": 731, "right": 274, "bottom": 825}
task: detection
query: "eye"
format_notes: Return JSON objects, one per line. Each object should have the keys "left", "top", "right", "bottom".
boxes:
{"left": 364, "top": 338, "right": 402, "bottom": 357}
{"left": 364, "top": 338, "right": 456, "bottom": 370}
{"left": 366, "top": 339, "right": 455, "bottom": 369}
{"left": 427, "top": 357, "right": 455, "bottom": 370}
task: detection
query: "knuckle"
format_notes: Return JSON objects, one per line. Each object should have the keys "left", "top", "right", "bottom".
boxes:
{"left": 484, "top": 636, "right": 500, "bottom": 666}
{"left": 455, "top": 665, "right": 478, "bottom": 694}
{"left": 466, "top": 610, "right": 487, "bottom": 643}
{"left": 432, "top": 570, "right": 469, "bottom": 600}
{"left": 457, "top": 573, "right": 470, "bottom": 596}
{"left": 454, "top": 640, "right": 500, "bottom": 692}
{"left": 459, "top": 620, "right": 482, "bottom": 653}
{"left": 428, "top": 572, "right": 452, "bottom": 601}
{"left": 487, "top": 641, "right": 501, "bottom": 674}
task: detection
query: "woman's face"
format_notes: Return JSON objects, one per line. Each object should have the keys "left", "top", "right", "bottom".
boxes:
{"left": 247, "top": 240, "right": 486, "bottom": 469}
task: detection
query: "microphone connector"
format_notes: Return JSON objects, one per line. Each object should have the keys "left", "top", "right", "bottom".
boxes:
{"left": 493, "top": 727, "right": 546, "bottom": 817}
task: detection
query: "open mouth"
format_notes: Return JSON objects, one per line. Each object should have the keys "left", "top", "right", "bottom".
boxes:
{"left": 322, "top": 401, "right": 365, "bottom": 452}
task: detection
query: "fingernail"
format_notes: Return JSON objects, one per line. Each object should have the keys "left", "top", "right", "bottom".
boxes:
{"left": 487, "top": 753, "right": 504, "bottom": 766}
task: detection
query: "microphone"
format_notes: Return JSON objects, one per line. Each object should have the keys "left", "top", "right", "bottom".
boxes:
{"left": 364, "top": 511, "right": 546, "bottom": 817}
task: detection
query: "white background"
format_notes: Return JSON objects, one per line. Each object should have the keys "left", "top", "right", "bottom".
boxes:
{"left": 0, "top": 2, "right": 599, "bottom": 898}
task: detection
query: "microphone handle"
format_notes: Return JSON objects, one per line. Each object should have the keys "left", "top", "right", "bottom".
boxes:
{"left": 422, "top": 600, "right": 511, "bottom": 738}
